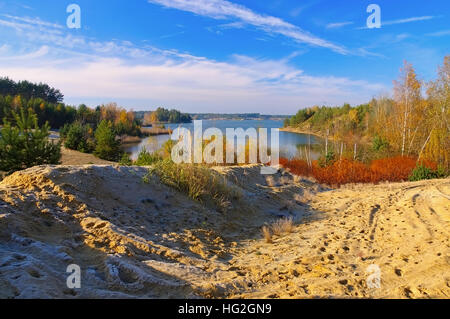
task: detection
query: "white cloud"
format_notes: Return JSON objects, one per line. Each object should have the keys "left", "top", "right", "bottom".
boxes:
{"left": 383, "top": 16, "right": 435, "bottom": 26}
{"left": 0, "top": 14, "right": 386, "bottom": 113}
{"left": 0, "top": 45, "right": 49, "bottom": 61}
{"left": 0, "top": 49, "right": 385, "bottom": 113}
{"left": 1, "top": 14, "right": 63, "bottom": 29}
{"left": 358, "top": 15, "right": 436, "bottom": 29}
{"left": 148, "top": 0, "right": 348, "bottom": 54}
{"left": 426, "top": 30, "right": 450, "bottom": 37}
{"left": 326, "top": 21, "right": 354, "bottom": 29}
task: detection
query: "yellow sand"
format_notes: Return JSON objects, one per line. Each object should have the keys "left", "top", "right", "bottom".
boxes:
{"left": 0, "top": 164, "right": 448, "bottom": 298}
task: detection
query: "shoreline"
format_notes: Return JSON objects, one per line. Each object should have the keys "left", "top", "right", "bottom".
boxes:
{"left": 279, "top": 126, "right": 328, "bottom": 140}
{"left": 120, "top": 128, "right": 173, "bottom": 145}
{"left": 140, "top": 126, "right": 173, "bottom": 136}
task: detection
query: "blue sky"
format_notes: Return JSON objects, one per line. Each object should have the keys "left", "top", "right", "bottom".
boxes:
{"left": 0, "top": 0, "right": 448, "bottom": 114}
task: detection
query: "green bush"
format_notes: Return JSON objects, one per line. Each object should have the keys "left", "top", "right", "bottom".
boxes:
{"left": 318, "top": 150, "right": 336, "bottom": 167}
{"left": 134, "top": 148, "right": 162, "bottom": 166}
{"left": 119, "top": 153, "right": 133, "bottom": 166}
{"left": 435, "top": 165, "right": 449, "bottom": 178}
{"left": 59, "top": 123, "right": 70, "bottom": 139}
{"left": 409, "top": 164, "right": 438, "bottom": 181}
{"left": 94, "top": 120, "right": 121, "bottom": 161}
{"left": 372, "top": 135, "right": 390, "bottom": 152}
{"left": 64, "top": 122, "right": 94, "bottom": 153}
{"left": 0, "top": 109, "right": 61, "bottom": 174}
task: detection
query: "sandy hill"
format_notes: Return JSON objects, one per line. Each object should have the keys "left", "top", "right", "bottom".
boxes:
{"left": 0, "top": 164, "right": 449, "bottom": 298}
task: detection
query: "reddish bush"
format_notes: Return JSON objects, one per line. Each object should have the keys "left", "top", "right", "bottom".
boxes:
{"left": 370, "top": 156, "right": 436, "bottom": 182}
{"left": 312, "top": 159, "right": 375, "bottom": 186}
{"left": 280, "top": 156, "right": 437, "bottom": 187}
{"left": 279, "top": 158, "right": 312, "bottom": 176}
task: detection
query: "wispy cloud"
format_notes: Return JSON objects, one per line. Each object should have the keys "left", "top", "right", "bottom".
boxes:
{"left": 148, "top": 0, "right": 348, "bottom": 54}
{"left": 289, "top": 7, "right": 304, "bottom": 18}
{"left": 159, "top": 31, "right": 186, "bottom": 39}
{"left": 358, "top": 15, "right": 436, "bottom": 29}
{"left": 384, "top": 15, "right": 435, "bottom": 26}
{"left": 426, "top": 30, "right": 450, "bottom": 37}
{"left": 1, "top": 14, "right": 63, "bottom": 29}
{"left": 289, "top": 0, "right": 319, "bottom": 18}
{"left": 19, "top": 4, "right": 34, "bottom": 10}
{"left": 217, "top": 21, "right": 246, "bottom": 30}
{"left": 326, "top": 21, "right": 354, "bottom": 29}
{"left": 0, "top": 14, "right": 385, "bottom": 113}
{"left": 0, "top": 45, "right": 49, "bottom": 61}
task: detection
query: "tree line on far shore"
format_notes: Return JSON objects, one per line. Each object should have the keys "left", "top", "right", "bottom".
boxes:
{"left": 142, "top": 107, "right": 192, "bottom": 125}
{"left": 284, "top": 56, "right": 449, "bottom": 173}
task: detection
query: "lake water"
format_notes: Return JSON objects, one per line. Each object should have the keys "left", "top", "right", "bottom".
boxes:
{"left": 124, "top": 119, "right": 322, "bottom": 160}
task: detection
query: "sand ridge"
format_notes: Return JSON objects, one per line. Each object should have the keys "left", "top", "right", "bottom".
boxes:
{"left": 0, "top": 164, "right": 448, "bottom": 298}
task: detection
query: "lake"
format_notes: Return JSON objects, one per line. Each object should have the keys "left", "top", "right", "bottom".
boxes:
{"left": 124, "top": 119, "right": 323, "bottom": 161}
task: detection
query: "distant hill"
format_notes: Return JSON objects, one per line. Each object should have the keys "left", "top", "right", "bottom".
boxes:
{"left": 134, "top": 111, "right": 290, "bottom": 122}
{"left": 190, "top": 113, "right": 290, "bottom": 121}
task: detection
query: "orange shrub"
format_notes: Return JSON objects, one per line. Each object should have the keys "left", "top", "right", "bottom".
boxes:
{"left": 280, "top": 156, "right": 438, "bottom": 187}
{"left": 312, "top": 159, "right": 375, "bottom": 186}
{"left": 279, "top": 158, "right": 312, "bottom": 176}
{"left": 370, "top": 156, "right": 437, "bottom": 182}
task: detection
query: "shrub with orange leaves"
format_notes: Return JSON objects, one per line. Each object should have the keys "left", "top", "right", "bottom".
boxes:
{"left": 370, "top": 156, "right": 436, "bottom": 182}
{"left": 280, "top": 156, "right": 438, "bottom": 187}
{"left": 312, "top": 159, "right": 375, "bottom": 186}
{"left": 279, "top": 158, "right": 312, "bottom": 176}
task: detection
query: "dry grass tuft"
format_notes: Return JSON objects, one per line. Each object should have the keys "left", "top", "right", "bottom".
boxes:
{"left": 261, "top": 217, "right": 295, "bottom": 243}
{"left": 270, "top": 217, "right": 294, "bottom": 236}
{"left": 261, "top": 226, "right": 272, "bottom": 243}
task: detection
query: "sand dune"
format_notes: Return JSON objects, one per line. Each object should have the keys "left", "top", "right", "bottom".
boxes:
{"left": 0, "top": 164, "right": 448, "bottom": 298}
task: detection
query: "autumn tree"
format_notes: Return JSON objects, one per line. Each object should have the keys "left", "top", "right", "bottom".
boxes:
{"left": 143, "top": 111, "right": 158, "bottom": 125}
{"left": 422, "top": 55, "right": 450, "bottom": 169}
{"left": 100, "top": 103, "right": 121, "bottom": 123}
{"left": 393, "top": 61, "right": 423, "bottom": 156}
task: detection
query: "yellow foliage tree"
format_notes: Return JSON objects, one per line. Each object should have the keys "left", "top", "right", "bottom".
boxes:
{"left": 393, "top": 61, "right": 422, "bottom": 156}
{"left": 421, "top": 55, "right": 450, "bottom": 169}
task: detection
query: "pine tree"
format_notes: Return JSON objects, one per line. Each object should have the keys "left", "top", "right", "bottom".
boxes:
{"left": 0, "top": 108, "right": 61, "bottom": 174}
{"left": 94, "top": 120, "right": 121, "bottom": 161}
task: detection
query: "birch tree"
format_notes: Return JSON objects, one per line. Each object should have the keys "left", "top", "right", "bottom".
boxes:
{"left": 422, "top": 56, "right": 450, "bottom": 169}
{"left": 393, "top": 61, "right": 422, "bottom": 156}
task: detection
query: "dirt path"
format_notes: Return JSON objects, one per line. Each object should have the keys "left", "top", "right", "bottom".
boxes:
{"left": 61, "top": 147, "right": 113, "bottom": 165}
{"left": 226, "top": 179, "right": 450, "bottom": 298}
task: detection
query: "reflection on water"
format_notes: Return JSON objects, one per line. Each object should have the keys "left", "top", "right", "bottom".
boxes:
{"left": 124, "top": 135, "right": 171, "bottom": 160}
{"left": 124, "top": 120, "right": 323, "bottom": 161}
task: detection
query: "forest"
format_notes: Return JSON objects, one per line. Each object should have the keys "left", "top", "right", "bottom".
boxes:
{"left": 283, "top": 56, "right": 449, "bottom": 179}
{"left": 0, "top": 78, "right": 196, "bottom": 167}
{"left": 0, "top": 77, "right": 64, "bottom": 103}
{"left": 142, "top": 107, "right": 192, "bottom": 125}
